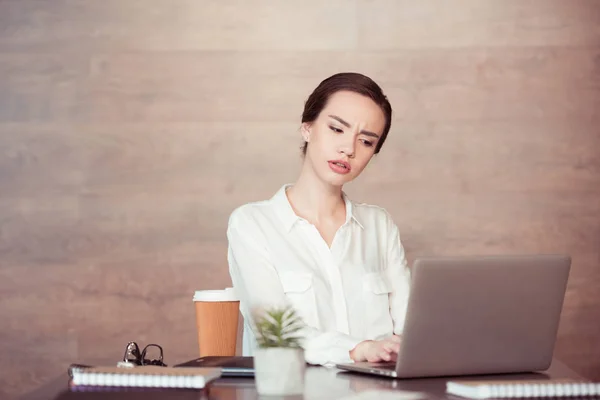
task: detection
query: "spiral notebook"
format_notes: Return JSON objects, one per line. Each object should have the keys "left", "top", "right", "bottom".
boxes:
{"left": 446, "top": 379, "right": 600, "bottom": 399}
{"left": 70, "top": 366, "right": 222, "bottom": 389}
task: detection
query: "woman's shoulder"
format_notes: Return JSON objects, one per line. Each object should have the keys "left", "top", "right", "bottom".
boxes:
{"left": 228, "top": 185, "right": 290, "bottom": 229}
{"left": 350, "top": 199, "right": 397, "bottom": 230}
{"left": 228, "top": 199, "right": 272, "bottom": 228}
{"left": 352, "top": 200, "right": 393, "bottom": 219}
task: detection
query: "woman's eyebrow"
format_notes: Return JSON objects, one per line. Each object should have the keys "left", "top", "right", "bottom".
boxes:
{"left": 328, "top": 114, "right": 380, "bottom": 138}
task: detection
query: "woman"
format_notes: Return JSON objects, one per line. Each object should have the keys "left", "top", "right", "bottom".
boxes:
{"left": 227, "top": 72, "right": 411, "bottom": 366}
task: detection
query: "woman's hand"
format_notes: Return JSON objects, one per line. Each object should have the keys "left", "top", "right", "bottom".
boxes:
{"left": 349, "top": 335, "right": 402, "bottom": 363}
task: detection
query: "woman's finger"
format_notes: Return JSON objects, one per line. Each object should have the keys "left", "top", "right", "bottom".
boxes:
{"left": 388, "top": 335, "right": 402, "bottom": 343}
{"left": 382, "top": 342, "right": 395, "bottom": 353}
{"left": 379, "top": 350, "right": 391, "bottom": 361}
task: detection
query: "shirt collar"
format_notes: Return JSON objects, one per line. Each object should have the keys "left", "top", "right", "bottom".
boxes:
{"left": 271, "top": 184, "right": 364, "bottom": 232}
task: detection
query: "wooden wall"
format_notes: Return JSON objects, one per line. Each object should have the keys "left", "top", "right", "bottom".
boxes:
{"left": 1, "top": 1, "right": 599, "bottom": 398}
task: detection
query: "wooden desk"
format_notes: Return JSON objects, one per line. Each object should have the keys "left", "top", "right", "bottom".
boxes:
{"left": 21, "top": 358, "right": 585, "bottom": 400}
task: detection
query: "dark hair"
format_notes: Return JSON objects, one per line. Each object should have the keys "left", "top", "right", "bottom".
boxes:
{"left": 301, "top": 72, "right": 392, "bottom": 155}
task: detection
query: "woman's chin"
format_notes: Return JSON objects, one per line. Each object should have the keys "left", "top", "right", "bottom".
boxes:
{"left": 321, "top": 171, "right": 355, "bottom": 187}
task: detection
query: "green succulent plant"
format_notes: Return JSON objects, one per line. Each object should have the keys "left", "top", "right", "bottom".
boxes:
{"left": 254, "top": 306, "right": 304, "bottom": 348}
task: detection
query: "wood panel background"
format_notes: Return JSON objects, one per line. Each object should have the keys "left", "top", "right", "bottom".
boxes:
{"left": 1, "top": 0, "right": 599, "bottom": 398}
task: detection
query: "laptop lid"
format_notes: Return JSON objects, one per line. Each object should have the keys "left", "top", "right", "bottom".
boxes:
{"left": 395, "top": 254, "right": 571, "bottom": 378}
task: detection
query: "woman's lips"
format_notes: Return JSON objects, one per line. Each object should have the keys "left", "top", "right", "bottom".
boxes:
{"left": 328, "top": 160, "right": 351, "bottom": 174}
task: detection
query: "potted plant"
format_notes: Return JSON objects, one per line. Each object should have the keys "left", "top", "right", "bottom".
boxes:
{"left": 253, "top": 306, "right": 306, "bottom": 396}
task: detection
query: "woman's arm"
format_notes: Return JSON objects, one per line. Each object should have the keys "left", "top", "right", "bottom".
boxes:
{"left": 385, "top": 212, "right": 412, "bottom": 335}
{"left": 226, "top": 207, "right": 362, "bottom": 366}
{"left": 349, "top": 212, "right": 411, "bottom": 362}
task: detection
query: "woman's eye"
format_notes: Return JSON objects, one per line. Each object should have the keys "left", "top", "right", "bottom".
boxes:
{"left": 329, "top": 125, "right": 343, "bottom": 133}
{"left": 361, "top": 139, "right": 374, "bottom": 147}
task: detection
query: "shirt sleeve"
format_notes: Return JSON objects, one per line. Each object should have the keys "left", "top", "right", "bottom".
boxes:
{"left": 226, "top": 207, "right": 363, "bottom": 366}
{"left": 384, "top": 213, "right": 412, "bottom": 335}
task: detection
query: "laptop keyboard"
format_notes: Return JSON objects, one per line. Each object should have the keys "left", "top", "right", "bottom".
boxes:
{"left": 368, "top": 362, "right": 396, "bottom": 370}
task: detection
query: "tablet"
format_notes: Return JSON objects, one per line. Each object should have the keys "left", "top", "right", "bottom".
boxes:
{"left": 175, "top": 356, "right": 254, "bottom": 377}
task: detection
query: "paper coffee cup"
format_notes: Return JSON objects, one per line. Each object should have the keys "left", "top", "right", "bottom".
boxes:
{"left": 193, "top": 288, "right": 239, "bottom": 357}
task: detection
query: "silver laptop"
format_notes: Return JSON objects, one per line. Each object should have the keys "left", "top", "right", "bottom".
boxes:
{"left": 336, "top": 254, "right": 571, "bottom": 378}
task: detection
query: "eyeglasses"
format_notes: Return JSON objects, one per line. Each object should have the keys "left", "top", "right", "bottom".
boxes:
{"left": 121, "top": 341, "right": 167, "bottom": 367}
{"left": 67, "top": 341, "right": 168, "bottom": 378}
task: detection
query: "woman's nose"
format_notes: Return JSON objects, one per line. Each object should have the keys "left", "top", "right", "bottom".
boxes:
{"left": 338, "top": 136, "right": 356, "bottom": 158}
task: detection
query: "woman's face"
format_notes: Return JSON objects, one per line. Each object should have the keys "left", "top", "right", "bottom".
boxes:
{"left": 302, "top": 90, "right": 386, "bottom": 187}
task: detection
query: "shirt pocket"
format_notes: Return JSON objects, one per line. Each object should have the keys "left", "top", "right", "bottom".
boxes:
{"left": 362, "top": 271, "right": 394, "bottom": 336}
{"left": 364, "top": 271, "right": 393, "bottom": 295}
{"left": 279, "top": 271, "right": 318, "bottom": 329}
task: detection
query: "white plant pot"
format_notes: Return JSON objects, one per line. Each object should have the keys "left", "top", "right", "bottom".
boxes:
{"left": 254, "top": 347, "right": 305, "bottom": 396}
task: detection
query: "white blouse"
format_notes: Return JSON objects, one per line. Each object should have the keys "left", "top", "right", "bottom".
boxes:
{"left": 226, "top": 184, "right": 411, "bottom": 366}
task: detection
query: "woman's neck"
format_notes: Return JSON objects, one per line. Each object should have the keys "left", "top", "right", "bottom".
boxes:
{"left": 286, "top": 162, "right": 345, "bottom": 225}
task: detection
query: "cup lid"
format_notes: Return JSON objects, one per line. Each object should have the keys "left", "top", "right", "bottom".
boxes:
{"left": 193, "top": 287, "right": 238, "bottom": 302}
